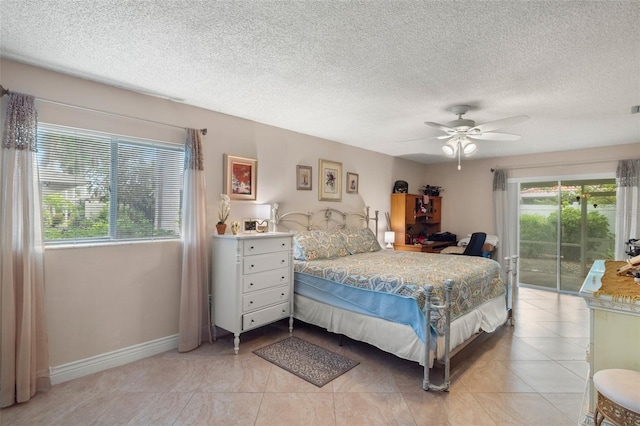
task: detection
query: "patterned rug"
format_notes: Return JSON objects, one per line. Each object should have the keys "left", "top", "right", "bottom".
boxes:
{"left": 253, "top": 336, "right": 359, "bottom": 387}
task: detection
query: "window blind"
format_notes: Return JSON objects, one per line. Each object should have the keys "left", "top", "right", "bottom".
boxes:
{"left": 37, "top": 124, "right": 185, "bottom": 243}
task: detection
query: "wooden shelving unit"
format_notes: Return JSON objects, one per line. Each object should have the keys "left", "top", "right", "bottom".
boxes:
{"left": 390, "top": 193, "right": 453, "bottom": 253}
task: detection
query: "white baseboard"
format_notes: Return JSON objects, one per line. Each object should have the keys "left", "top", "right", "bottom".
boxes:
{"left": 49, "top": 334, "right": 179, "bottom": 385}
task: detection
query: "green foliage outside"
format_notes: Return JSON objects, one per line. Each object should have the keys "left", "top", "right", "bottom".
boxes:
{"left": 520, "top": 206, "right": 614, "bottom": 261}
{"left": 43, "top": 196, "right": 109, "bottom": 240}
{"left": 43, "top": 197, "right": 178, "bottom": 241}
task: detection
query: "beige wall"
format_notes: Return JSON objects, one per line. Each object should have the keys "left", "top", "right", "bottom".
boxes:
{"left": 1, "top": 59, "right": 426, "bottom": 366}
{"left": 2, "top": 59, "right": 638, "bottom": 367}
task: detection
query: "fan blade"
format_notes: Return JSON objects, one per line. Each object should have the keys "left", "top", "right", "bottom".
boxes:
{"left": 469, "top": 115, "right": 529, "bottom": 133}
{"left": 395, "top": 134, "right": 449, "bottom": 144}
{"left": 466, "top": 132, "right": 522, "bottom": 141}
{"left": 424, "top": 121, "right": 455, "bottom": 133}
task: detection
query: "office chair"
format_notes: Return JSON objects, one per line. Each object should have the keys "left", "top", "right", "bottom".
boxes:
{"left": 462, "top": 232, "right": 487, "bottom": 257}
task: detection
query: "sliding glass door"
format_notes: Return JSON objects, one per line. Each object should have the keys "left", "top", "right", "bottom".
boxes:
{"left": 518, "top": 178, "right": 616, "bottom": 293}
{"left": 519, "top": 182, "right": 559, "bottom": 290}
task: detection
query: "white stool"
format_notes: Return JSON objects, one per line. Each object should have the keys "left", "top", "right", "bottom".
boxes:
{"left": 593, "top": 369, "right": 640, "bottom": 426}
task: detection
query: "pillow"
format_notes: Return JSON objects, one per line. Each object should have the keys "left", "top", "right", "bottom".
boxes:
{"left": 335, "top": 227, "right": 381, "bottom": 254}
{"left": 293, "top": 230, "right": 349, "bottom": 261}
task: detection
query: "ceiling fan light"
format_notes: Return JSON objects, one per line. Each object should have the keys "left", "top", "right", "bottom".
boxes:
{"left": 442, "top": 144, "right": 455, "bottom": 156}
{"left": 463, "top": 142, "right": 477, "bottom": 155}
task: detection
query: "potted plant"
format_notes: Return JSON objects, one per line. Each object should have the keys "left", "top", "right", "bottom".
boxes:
{"left": 216, "top": 193, "right": 230, "bottom": 234}
{"left": 420, "top": 185, "right": 444, "bottom": 196}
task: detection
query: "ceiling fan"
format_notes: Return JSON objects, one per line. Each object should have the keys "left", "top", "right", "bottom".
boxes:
{"left": 424, "top": 105, "right": 529, "bottom": 170}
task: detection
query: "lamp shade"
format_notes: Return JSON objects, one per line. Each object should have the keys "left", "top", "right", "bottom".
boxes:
{"left": 384, "top": 231, "right": 395, "bottom": 249}
{"left": 255, "top": 204, "right": 271, "bottom": 219}
{"left": 442, "top": 141, "right": 456, "bottom": 156}
{"left": 462, "top": 141, "right": 477, "bottom": 155}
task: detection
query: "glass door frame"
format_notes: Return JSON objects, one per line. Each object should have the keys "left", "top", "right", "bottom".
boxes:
{"left": 511, "top": 172, "right": 615, "bottom": 294}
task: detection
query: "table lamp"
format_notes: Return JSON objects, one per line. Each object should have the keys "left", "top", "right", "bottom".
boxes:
{"left": 384, "top": 231, "right": 395, "bottom": 249}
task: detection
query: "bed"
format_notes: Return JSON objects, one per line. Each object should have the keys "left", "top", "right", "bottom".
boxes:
{"left": 273, "top": 205, "right": 516, "bottom": 391}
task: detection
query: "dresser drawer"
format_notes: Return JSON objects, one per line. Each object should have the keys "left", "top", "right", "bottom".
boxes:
{"left": 243, "top": 238, "right": 291, "bottom": 256}
{"left": 242, "top": 284, "right": 289, "bottom": 312}
{"left": 243, "top": 252, "right": 289, "bottom": 275}
{"left": 242, "top": 301, "right": 290, "bottom": 331}
{"left": 243, "top": 268, "right": 289, "bottom": 293}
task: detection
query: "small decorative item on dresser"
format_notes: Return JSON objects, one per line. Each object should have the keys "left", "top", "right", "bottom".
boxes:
{"left": 231, "top": 221, "right": 240, "bottom": 235}
{"left": 256, "top": 220, "right": 269, "bottom": 233}
{"left": 217, "top": 193, "right": 230, "bottom": 234}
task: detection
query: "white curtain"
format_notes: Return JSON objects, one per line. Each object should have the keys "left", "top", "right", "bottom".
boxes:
{"left": 492, "top": 169, "right": 518, "bottom": 271}
{"left": 615, "top": 158, "right": 640, "bottom": 260}
{"left": 0, "top": 92, "right": 50, "bottom": 407}
{"left": 178, "top": 128, "right": 211, "bottom": 352}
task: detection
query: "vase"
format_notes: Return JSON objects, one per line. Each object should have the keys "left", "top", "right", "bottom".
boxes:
{"left": 231, "top": 221, "right": 240, "bottom": 235}
{"left": 216, "top": 224, "right": 227, "bottom": 235}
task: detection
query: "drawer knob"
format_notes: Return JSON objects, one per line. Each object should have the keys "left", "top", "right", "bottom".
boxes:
{"left": 249, "top": 301, "right": 253, "bottom": 304}
{"left": 251, "top": 319, "right": 255, "bottom": 323}
{"left": 281, "top": 259, "right": 285, "bottom": 263}
{"left": 250, "top": 264, "right": 254, "bottom": 268}
{"left": 249, "top": 282, "right": 254, "bottom": 286}
{"left": 281, "top": 293, "right": 285, "bottom": 297}
{"left": 250, "top": 246, "right": 254, "bottom": 250}
{"left": 281, "top": 276, "right": 285, "bottom": 281}
{"left": 281, "top": 243, "right": 285, "bottom": 247}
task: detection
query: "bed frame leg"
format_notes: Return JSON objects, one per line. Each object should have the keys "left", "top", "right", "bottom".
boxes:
{"left": 504, "top": 255, "right": 518, "bottom": 326}
{"left": 423, "top": 286, "right": 433, "bottom": 391}
{"left": 423, "top": 280, "right": 453, "bottom": 392}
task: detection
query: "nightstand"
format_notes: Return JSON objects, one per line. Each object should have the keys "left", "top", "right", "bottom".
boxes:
{"left": 211, "top": 232, "right": 294, "bottom": 354}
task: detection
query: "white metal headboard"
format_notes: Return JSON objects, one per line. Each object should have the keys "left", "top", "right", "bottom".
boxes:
{"left": 272, "top": 204, "right": 379, "bottom": 237}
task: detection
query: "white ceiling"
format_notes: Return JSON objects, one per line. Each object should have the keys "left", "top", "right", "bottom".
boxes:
{"left": 1, "top": 1, "right": 639, "bottom": 164}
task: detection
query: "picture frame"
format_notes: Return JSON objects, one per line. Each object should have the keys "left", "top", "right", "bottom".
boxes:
{"left": 346, "top": 172, "right": 359, "bottom": 194}
{"left": 318, "top": 159, "right": 342, "bottom": 202}
{"left": 224, "top": 154, "right": 257, "bottom": 200}
{"left": 243, "top": 218, "right": 268, "bottom": 233}
{"left": 296, "top": 165, "right": 312, "bottom": 190}
{"left": 242, "top": 219, "right": 257, "bottom": 233}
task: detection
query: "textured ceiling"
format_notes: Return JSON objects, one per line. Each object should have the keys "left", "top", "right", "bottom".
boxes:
{"left": 1, "top": 1, "right": 639, "bottom": 164}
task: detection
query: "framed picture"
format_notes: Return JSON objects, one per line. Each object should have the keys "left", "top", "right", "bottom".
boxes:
{"left": 318, "top": 159, "right": 342, "bottom": 202}
{"left": 346, "top": 172, "right": 359, "bottom": 194}
{"left": 224, "top": 154, "right": 257, "bottom": 200}
{"left": 242, "top": 219, "right": 257, "bottom": 232}
{"left": 242, "top": 218, "right": 268, "bottom": 233}
{"left": 296, "top": 165, "right": 312, "bottom": 190}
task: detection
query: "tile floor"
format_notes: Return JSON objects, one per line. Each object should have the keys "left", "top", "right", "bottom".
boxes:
{"left": 1, "top": 287, "right": 590, "bottom": 425}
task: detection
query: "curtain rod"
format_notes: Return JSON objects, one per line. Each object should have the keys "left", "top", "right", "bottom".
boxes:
{"left": 0, "top": 83, "right": 207, "bottom": 135}
{"left": 490, "top": 157, "right": 622, "bottom": 172}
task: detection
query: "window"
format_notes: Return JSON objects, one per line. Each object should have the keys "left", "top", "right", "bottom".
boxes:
{"left": 37, "top": 124, "right": 185, "bottom": 243}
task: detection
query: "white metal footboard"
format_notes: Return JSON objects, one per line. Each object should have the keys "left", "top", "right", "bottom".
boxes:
{"left": 422, "top": 255, "right": 518, "bottom": 391}
{"left": 423, "top": 280, "right": 454, "bottom": 391}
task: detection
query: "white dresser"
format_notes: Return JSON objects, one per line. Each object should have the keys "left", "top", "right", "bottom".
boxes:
{"left": 211, "top": 232, "right": 294, "bottom": 354}
{"left": 578, "top": 260, "right": 640, "bottom": 425}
